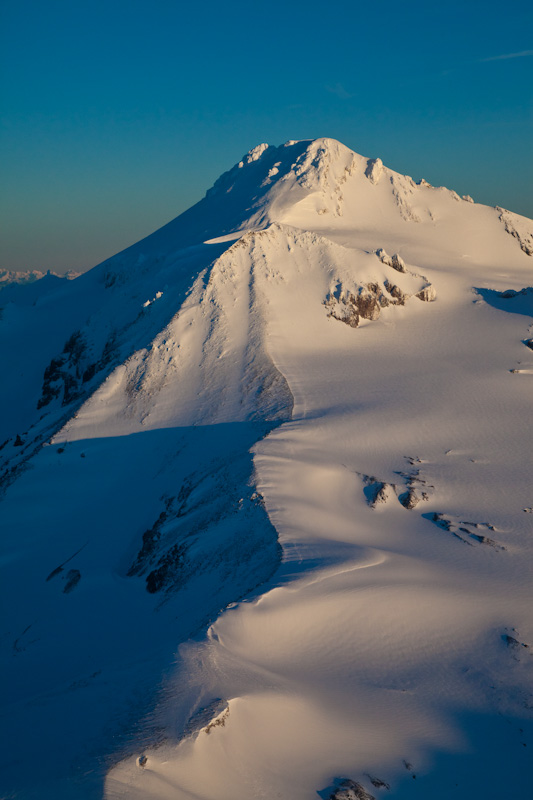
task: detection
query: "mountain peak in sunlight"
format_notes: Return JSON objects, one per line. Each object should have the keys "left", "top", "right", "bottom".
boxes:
{"left": 1, "top": 138, "right": 532, "bottom": 800}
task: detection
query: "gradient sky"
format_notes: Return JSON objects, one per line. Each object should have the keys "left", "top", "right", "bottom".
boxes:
{"left": 1, "top": 0, "right": 532, "bottom": 273}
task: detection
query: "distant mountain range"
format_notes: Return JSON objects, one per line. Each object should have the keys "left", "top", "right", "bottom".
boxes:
{"left": 0, "top": 268, "right": 80, "bottom": 288}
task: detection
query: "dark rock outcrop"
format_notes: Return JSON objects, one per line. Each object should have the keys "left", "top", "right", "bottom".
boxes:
{"left": 328, "top": 779, "right": 376, "bottom": 800}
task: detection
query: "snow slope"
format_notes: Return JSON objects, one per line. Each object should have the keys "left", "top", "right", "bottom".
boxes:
{"left": 1, "top": 138, "right": 532, "bottom": 800}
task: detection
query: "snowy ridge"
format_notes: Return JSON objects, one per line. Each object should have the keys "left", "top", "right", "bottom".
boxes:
{"left": 0, "top": 138, "right": 532, "bottom": 800}
{"left": 59, "top": 227, "right": 295, "bottom": 440}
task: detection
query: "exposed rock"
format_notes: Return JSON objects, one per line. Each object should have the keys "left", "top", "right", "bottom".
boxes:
{"left": 463, "top": 195, "right": 474, "bottom": 203}
{"left": 360, "top": 467, "right": 433, "bottom": 512}
{"left": 425, "top": 513, "right": 503, "bottom": 548}
{"left": 127, "top": 505, "right": 172, "bottom": 576}
{"left": 367, "top": 775, "right": 390, "bottom": 790}
{"left": 391, "top": 253, "right": 406, "bottom": 273}
{"left": 126, "top": 456, "right": 282, "bottom": 596}
{"left": 326, "top": 281, "right": 401, "bottom": 328}
{"left": 376, "top": 248, "right": 393, "bottom": 267}
{"left": 416, "top": 285, "right": 437, "bottom": 302}
{"left": 503, "top": 634, "right": 529, "bottom": 650}
{"left": 384, "top": 280, "right": 407, "bottom": 305}
{"left": 524, "top": 339, "right": 533, "bottom": 350}
{"left": 365, "top": 158, "right": 383, "bottom": 185}
{"left": 326, "top": 256, "right": 435, "bottom": 325}
{"left": 63, "top": 569, "right": 81, "bottom": 593}
{"left": 36, "top": 329, "right": 119, "bottom": 411}
{"left": 63, "top": 330, "right": 86, "bottom": 363}
{"left": 426, "top": 513, "right": 458, "bottom": 535}
{"left": 37, "top": 357, "right": 65, "bottom": 408}
{"left": 82, "top": 363, "right": 97, "bottom": 383}
{"left": 361, "top": 476, "right": 392, "bottom": 508}
{"left": 399, "top": 488, "right": 420, "bottom": 510}
{"left": 372, "top": 484, "right": 389, "bottom": 506}
{"left": 438, "top": 515, "right": 455, "bottom": 529}
{"left": 328, "top": 779, "right": 376, "bottom": 800}
{"left": 467, "top": 533, "right": 502, "bottom": 548}
{"left": 37, "top": 330, "right": 88, "bottom": 409}
{"left": 146, "top": 542, "right": 187, "bottom": 594}
{"left": 356, "top": 290, "right": 382, "bottom": 321}
{"left": 332, "top": 304, "right": 360, "bottom": 328}
{"left": 204, "top": 706, "right": 229, "bottom": 735}
{"left": 184, "top": 699, "right": 229, "bottom": 738}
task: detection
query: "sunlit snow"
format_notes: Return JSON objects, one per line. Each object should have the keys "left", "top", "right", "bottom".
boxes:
{"left": 1, "top": 138, "right": 532, "bottom": 800}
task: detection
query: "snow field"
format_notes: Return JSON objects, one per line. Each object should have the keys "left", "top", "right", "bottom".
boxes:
{"left": 1, "top": 137, "right": 532, "bottom": 799}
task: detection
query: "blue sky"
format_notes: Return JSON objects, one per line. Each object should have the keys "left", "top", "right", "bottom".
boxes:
{"left": 1, "top": 0, "right": 532, "bottom": 272}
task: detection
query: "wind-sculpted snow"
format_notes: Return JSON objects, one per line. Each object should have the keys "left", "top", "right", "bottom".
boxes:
{"left": 1, "top": 137, "right": 533, "bottom": 800}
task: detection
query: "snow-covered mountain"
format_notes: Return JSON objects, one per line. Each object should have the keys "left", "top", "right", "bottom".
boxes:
{"left": 0, "top": 269, "right": 80, "bottom": 297}
{"left": 1, "top": 138, "right": 532, "bottom": 800}
{"left": 0, "top": 268, "right": 79, "bottom": 288}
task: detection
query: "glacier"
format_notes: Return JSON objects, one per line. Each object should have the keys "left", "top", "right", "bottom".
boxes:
{"left": 0, "top": 138, "right": 532, "bottom": 800}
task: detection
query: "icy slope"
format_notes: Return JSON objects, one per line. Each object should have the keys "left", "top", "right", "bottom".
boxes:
{"left": 1, "top": 138, "right": 532, "bottom": 800}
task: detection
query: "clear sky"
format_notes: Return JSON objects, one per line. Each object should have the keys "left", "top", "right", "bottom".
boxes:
{"left": 1, "top": 0, "right": 532, "bottom": 273}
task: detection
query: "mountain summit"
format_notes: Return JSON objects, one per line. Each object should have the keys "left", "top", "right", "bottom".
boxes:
{"left": 1, "top": 139, "right": 532, "bottom": 800}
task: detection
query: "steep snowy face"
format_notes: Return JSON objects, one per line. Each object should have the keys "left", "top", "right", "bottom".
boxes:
{"left": 124, "top": 137, "right": 360, "bottom": 254}
{"left": 58, "top": 228, "right": 298, "bottom": 440}
{"left": 204, "top": 137, "right": 361, "bottom": 229}
{"left": 105, "top": 134, "right": 451, "bottom": 259}
{"left": 0, "top": 139, "right": 360, "bottom": 462}
{"left": 128, "top": 135, "right": 533, "bottom": 253}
